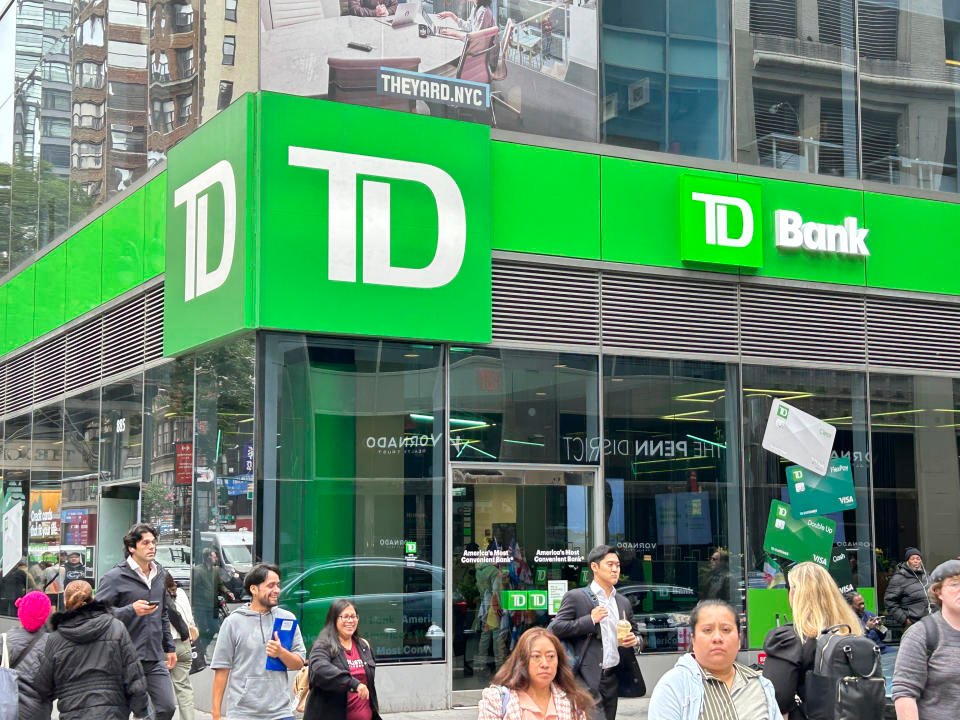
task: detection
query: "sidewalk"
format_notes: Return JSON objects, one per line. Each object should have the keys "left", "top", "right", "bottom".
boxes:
{"left": 54, "top": 698, "right": 651, "bottom": 719}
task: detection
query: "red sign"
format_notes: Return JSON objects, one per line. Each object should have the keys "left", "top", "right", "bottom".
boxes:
{"left": 175, "top": 442, "right": 193, "bottom": 486}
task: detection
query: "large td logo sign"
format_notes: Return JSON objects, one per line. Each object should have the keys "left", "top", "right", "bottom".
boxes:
{"left": 680, "top": 175, "right": 870, "bottom": 268}
{"left": 681, "top": 176, "right": 763, "bottom": 267}
{"left": 164, "top": 93, "right": 491, "bottom": 355}
{"left": 287, "top": 147, "right": 465, "bottom": 289}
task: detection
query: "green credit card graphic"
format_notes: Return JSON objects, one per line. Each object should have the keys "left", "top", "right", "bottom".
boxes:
{"left": 763, "top": 500, "right": 836, "bottom": 568}
{"left": 785, "top": 457, "right": 857, "bottom": 517}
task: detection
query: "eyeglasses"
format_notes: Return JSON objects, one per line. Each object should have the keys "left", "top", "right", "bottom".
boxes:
{"left": 339, "top": 614, "right": 359, "bottom": 621}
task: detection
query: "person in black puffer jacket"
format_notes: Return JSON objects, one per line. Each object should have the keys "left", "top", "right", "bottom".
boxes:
{"left": 883, "top": 548, "right": 935, "bottom": 630}
{"left": 8, "top": 590, "right": 53, "bottom": 720}
{"left": 33, "top": 580, "right": 151, "bottom": 720}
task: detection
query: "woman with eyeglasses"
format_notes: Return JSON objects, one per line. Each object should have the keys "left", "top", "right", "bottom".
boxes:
{"left": 304, "top": 599, "right": 382, "bottom": 720}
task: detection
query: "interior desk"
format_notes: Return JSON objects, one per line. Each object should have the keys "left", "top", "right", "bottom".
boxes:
{"left": 262, "top": 16, "right": 466, "bottom": 98}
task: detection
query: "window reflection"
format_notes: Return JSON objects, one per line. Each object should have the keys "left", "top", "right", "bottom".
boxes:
{"left": 604, "top": 357, "right": 742, "bottom": 652}
{"left": 0, "top": 414, "right": 31, "bottom": 617}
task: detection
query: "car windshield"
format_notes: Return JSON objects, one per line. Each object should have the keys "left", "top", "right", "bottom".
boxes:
{"left": 222, "top": 544, "right": 252, "bottom": 565}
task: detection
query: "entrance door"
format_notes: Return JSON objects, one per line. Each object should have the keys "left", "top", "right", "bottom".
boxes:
{"left": 449, "top": 465, "right": 597, "bottom": 701}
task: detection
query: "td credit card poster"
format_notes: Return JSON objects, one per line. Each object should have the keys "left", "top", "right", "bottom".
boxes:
{"left": 785, "top": 457, "right": 857, "bottom": 517}
{"left": 763, "top": 500, "right": 836, "bottom": 567}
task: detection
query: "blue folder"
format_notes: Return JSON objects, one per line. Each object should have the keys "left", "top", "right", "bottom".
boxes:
{"left": 266, "top": 616, "right": 298, "bottom": 671}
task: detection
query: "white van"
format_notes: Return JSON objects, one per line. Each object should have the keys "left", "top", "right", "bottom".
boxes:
{"left": 199, "top": 530, "right": 254, "bottom": 596}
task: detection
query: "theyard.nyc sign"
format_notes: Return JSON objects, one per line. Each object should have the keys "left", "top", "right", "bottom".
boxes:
{"left": 681, "top": 176, "right": 870, "bottom": 268}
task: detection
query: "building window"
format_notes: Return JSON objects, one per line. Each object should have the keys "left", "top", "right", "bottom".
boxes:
{"left": 449, "top": 348, "right": 600, "bottom": 465}
{"left": 217, "top": 80, "right": 234, "bottom": 110}
{"left": 42, "top": 61, "right": 70, "bottom": 83}
{"left": 176, "top": 47, "right": 194, "bottom": 77}
{"left": 177, "top": 93, "right": 193, "bottom": 126}
{"left": 43, "top": 8, "right": 71, "bottom": 29}
{"left": 71, "top": 141, "right": 103, "bottom": 169}
{"left": 225, "top": 0, "right": 237, "bottom": 21}
{"left": 110, "top": 124, "right": 146, "bottom": 152}
{"left": 108, "top": 40, "right": 147, "bottom": 70}
{"left": 74, "top": 15, "right": 105, "bottom": 47}
{"left": 81, "top": 180, "right": 103, "bottom": 197}
{"left": 41, "top": 117, "right": 71, "bottom": 139}
{"left": 113, "top": 167, "right": 135, "bottom": 191}
{"left": 109, "top": 0, "right": 148, "bottom": 28}
{"left": 173, "top": 2, "right": 194, "bottom": 32}
{"left": 222, "top": 36, "right": 236, "bottom": 66}
{"left": 73, "top": 101, "right": 105, "bottom": 129}
{"left": 748, "top": 0, "right": 796, "bottom": 38}
{"left": 42, "top": 89, "right": 70, "bottom": 111}
{"left": 151, "top": 99, "right": 175, "bottom": 133}
{"left": 74, "top": 62, "right": 103, "bottom": 88}
{"left": 152, "top": 52, "right": 171, "bottom": 81}
{"left": 40, "top": 145, "right": 70, "bottom": 166}
{"left": 108, "top": 81, "right": 147, "bottom": 112}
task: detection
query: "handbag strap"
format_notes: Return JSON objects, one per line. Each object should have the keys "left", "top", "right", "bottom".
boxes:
{"left": 10, "top": 629, "right": 44, "bottom": 670}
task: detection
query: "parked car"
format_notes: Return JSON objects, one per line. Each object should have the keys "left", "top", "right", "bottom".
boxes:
{"left": 280, "top": 556, "right": 459, "bottom": 660}
{"left": 616, "top": 582, "right": 698, "bottom": 653}
{"left": 156, "top": 544, "right": 191, "bottom": 590}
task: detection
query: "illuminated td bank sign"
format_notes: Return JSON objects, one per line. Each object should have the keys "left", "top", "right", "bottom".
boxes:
{"left": 680, "top": 176, "right": 870, "bottom": 268}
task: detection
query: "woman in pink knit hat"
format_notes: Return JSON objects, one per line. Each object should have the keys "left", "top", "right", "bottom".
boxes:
{"left": 8, "top": 590, "right": 53, "bottom": 720}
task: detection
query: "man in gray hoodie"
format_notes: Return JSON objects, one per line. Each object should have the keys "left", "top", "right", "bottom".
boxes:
{"left": 211, "top": 562, "right": 306, "bottom": 720}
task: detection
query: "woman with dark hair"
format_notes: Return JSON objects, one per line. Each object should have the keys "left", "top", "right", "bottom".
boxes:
{"left": 33, "top": 580, "right": 150, "bottom": 720}
{"left": 304, "top": 599, "right": 382, "bottom": 720}
{"left": 650, "top": 599, "right": 779, "bottom": 719}
{"left": 436, "top": 0, "right": 495, "bottom": 33}
{"left": 164, "top": 571, "right": 197, "bottom": 720}
{"left": 478, "top": 627, "right": 594, "bottom": 720}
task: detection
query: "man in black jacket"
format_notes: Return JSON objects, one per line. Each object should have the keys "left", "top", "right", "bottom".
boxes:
{"left": 97, "top": 522, "right": 177, "bottom": 720}
{"left": 884, "top": 547, "right": 935, "bottom": 630}
{"left": 548, "top": 545, "right": 644, "bottom": 720}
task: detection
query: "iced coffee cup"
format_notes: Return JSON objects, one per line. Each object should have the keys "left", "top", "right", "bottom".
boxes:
{"left": 616, "top": 619, "right": 632, "bottom": 643}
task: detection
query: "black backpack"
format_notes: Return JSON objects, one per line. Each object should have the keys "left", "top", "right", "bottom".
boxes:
{"left": 801, "top": 624, "right": 885, "bottom": 720}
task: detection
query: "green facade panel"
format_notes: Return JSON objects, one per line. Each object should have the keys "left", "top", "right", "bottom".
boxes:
{"left": 144, "top": 175, "right": 167, "bottom": 277}
{"left": 491, "top": 142, "right": 600, "bottom": 259}
{"left": 65, "top": 218, "right": 103, "bottom": 318}
{"left": 0, "top": 285, "right": 7, "bottom": 355}
{"left": 864, "top": 192, "right": 960, "bottom": 295}
{"left": 101, "top": 188, "right": 146, "bottom": 299}
{"left": 5, "top": 267, "right": 35, "bottom": 350}
{"left": 33, "top": 243, "right": 67, "bottom": 338}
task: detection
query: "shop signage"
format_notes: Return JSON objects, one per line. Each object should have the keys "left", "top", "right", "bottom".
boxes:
{"left": 378, "top": 67, "right": 490, "bottom": 110}
{"left": 680, "top": 175, "right": 871, "bottom": 268}
{"left": 785, "top": 458, "right": 857, "bottom": 517}
{"left": 501, "top": 590, "right": 549, "bottom": 611}
{"left": 165, "top": 93, "right": 491, "bottom": 356}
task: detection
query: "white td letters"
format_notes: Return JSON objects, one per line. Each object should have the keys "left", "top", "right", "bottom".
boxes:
{"left": 175, "top": 160, "right": 236, "bottom": 302}
{"left": 288, "top": 146, "right": 466, "bottom": 289}
{"left": 691, "top": 192, "right": 755, "bottom": 248}
{"left": 775, "top": 210, "right": 870, "bottom": 256}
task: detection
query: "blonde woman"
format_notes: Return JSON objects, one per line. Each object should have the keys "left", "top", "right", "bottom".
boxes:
{"left": 761, "top": 562, "right": 863, "bottom": 720}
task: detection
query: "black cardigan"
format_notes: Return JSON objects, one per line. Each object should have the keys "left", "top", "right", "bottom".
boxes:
{"left": 304, "top": 636, "right": 383, "bottom": 720}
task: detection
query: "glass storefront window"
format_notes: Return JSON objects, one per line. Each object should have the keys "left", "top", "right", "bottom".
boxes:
{"left": 742, "top": 365, "right": 872, "bottom": 647}
{"left": 734, "top": 0, "right": 859, "bottom": 178}
{"left": 62, "top": 388, "right": 101, "bottom": 587}
{"left": 192, "top": 337, "right": 255, "bottom": 643}
{"left": 0, "top": 413, "right": 31, "bottom": 616}
{"left": 871, "top": 373, "right": 960, "bottom": 636}
{"left": 28, "top": 403, "right": 64, "bottom": 607}
{"left": 451, "top": 466, "right": 594, "bottom": 690}
{"left": 601, "top": 0, "right": 732, "bottom": 160}
{"left": 449, "top": 348, "right": 599, "bottom": 465}
{"left": 604, "top": 357, "right": 742, "bottom": 652}
{"left": 264, "top": 333, "right": 444, "bottom": 662}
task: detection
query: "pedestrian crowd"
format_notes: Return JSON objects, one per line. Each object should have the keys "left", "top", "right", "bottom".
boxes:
{"left": 3, "top": 537, "right": 960, "bottom": 720}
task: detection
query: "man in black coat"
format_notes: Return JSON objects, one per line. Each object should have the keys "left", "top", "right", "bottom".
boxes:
{"left": 548, "top": 545, "right": 645, "bottom": 720}
{"left": 884, "top": 547, "right": 935, "bottom": 630}
{"left": 97, "top": 522, "right": 177, "bottom": 720}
